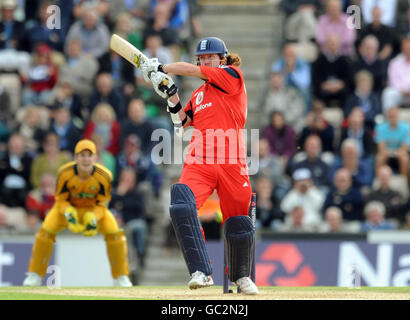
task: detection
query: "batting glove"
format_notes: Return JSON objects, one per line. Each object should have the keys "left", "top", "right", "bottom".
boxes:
{"left": 141, "top": 58, "right": 166, "bottom": 82}
{"left": 82, "top": 211, "right": 98, "bottom": 237}
{"left": 64, "top": 206, "right": 85, "bottom": 234}
{"left": 151, "top": 72, "right": 178, "bottom": 99}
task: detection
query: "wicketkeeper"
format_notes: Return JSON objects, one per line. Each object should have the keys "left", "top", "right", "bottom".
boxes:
{"left": 141, "top": 37, "right": 258, "bottom": 294}
{"left": 23, "top": 139, "right": 132, "bottom": 287}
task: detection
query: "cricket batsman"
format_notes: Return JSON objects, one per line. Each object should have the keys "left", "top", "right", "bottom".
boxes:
{"left": 23, "top": 139, "right": 132, "bottom": 287}
{"left": 142, "top": 37, "right": 258, "bottom": 294}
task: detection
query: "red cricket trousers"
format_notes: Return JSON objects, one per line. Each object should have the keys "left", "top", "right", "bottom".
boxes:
{"left": 179, "top": 163, "right": 252, "bottom": 223}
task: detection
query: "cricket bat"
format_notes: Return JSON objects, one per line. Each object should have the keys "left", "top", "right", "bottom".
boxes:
{"left": 110, "top": 34, "right": 148, "bottom": 69}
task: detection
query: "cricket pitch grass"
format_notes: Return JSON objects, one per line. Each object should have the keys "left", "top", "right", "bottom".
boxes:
{"left": 0, "top": 286, "right": 409, "bottom": 300}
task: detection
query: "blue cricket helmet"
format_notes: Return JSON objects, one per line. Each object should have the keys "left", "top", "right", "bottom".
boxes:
{"left": 195, "top": 37, "right": 228, "bottom": 57}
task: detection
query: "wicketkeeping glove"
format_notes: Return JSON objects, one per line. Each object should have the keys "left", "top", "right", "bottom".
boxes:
{"left": 151, "top": 71, "right": 178, "bottom": 99}
{"left": 82, "top": 211, "right": 98, "bottom": 237}
{"left": 64, "top": 206, "right": 85, "bottom": 234}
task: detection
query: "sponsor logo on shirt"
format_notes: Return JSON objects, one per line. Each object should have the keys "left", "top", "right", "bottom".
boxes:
{"left": 195, "top": 91, "right": 204, "bottom": 105}
{"left": 194, "top": 91, "right": 212, "bottom": 114}
{"left": 194, "top": 102, "right": 213, "bottom": 114}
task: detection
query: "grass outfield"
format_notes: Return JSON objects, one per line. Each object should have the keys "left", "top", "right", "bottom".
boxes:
{"left": 0, "top": 286, "right": 409, "bottom": 300}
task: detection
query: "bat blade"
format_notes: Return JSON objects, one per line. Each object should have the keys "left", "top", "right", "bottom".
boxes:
{"left": 110, "top": 34, "right": 148, "bottom": 69}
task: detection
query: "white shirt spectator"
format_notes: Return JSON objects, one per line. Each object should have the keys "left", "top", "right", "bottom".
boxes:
{"left": 280, "top": 168, "right": 325, "bottom": 225}
{"left": 361, "top": 0, "right": 398, "bottom": 28}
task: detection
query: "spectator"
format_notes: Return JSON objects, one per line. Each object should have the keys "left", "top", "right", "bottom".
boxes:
{"left": 261, "top": 71, "right": 307, "bottom": 134}
{"left": 112, "top": 12, "right": 143, "bottom": 51}
{"left": 120, "top": 99, "right": 156, "bottom": 155}
{"left": 280, "top": 168, "right": 325, "bottom": 226}
{"left": 73, "top": 0, "right": 110, "bottom": 20}
{"left": 14, "top": 105, "right": 48, "bottom": 157}
{"left": 144, "top": 0, "right": 188, "bottom": 51}
{"left": 30, "top": 132, "right": 71, "bottom": 189}
{"left": 0, "top": 133, "right": 32, "bottom": 207}
{"left": 91, "top": 133, "right": 117, "bottom": 182}
{"left": 271, "top": 42, "right": 312, "bottom": 107}
{"left": 340, "top": 107, "right": 376, "bottom": 159}
{"left": 387, "top": 35, "right": 410, "bottom": 99}
{"left": 88, "top": 72, "right": 126, "bottom": 120}
{"left": 83, "top": 102, "right": 121, "bottom": 156}
{"left": 344, "top": 70, "right": 381, "bottom": 130}
{"left": 299, "top": 101, "right": 335, "bottom": 152}
{"left": 361, "top": 0, "right": 399, "bottom": 28}
{"left": 47, "top": 78, "right": 86, "bottom": 127}
{"left": 0, "top": 204, "right": 27, "bottom": 231}
{"left": 26, "top": 0, "right": 64, "bottom": 52}
{"left": 59, "top": 38, "right": 99, "bottom": 103}
{"left": 366, "top": 165, "right": 406, "bottom": 223}
{"left": 352, "top": 35, "right": 387, "bottom": 94}
{"left": 0, "top": 0, "right": 26, "bottom": 50}
{"left": 360, "top": 201, "right": 396, "bottom": 231}
{"left": 109, "top": 0, "right": 146, "bottom": 26}
{"left": 48, "top": 106, "right": 82, "bottom": 153}
{"left": 65, "top": 10, "right": 110, "bottom": 59}
{"left": 262, "top": 111, "right": 296, "bottom": 170}
{"left": 99, "top": 47, "right": 137, "bottom": 102}
{"left": 252, "top": 138, "right": 289, "bottom": 198}
{"left": 25, "top": 173, "right": 55, "bottom": 221}
{"left": 323, "top": 168, "right": 365, "bottom": 221}
{"left": 110, "top": 167, "right": 147, "bottom": 270}
{"left": 279, "top": 205, "right": 317, "bottom": 232}
{"left": 375, "top": 94, "right": 410, "bottom": 177}
{"left": 356, "top": 6, "right": 398, "bottom": 63}
{"left": 254, "top": 175, "right": 285, "bottom": 230}
{"left": 0, "top": 85, "right": 11, "bottom": 128}
{"left": 116, "top": 134, "right": 163, "bottom": 198}
{"left": 331, "top": 138, "right": 374, "bottom": 188}
{"left": 291, "top": 134, "right": 331, "bottom": 191}
{"left": 22, "top": 44, "right": 58, "bottom": 106}
{"left": 312, "top": 34, "right": 352, "bottom": 108}
{"left": 318, "top": 206, "right": 353, "bottom": 233}
{"left": 25, "top": 210, "right": 42, "bottom": 233}
{"left": 316, "top": 0, "right": 356, "bottom": 56}
{"left": 315, "top": 0, "right": 356, "bottom": 56}
{"left": 283, "top": 1, "right": 319, "bottom": 62}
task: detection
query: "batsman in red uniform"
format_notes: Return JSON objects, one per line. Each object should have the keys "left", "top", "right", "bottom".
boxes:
{"left": 142, "top": 37, "right": 258, "bottom": 295}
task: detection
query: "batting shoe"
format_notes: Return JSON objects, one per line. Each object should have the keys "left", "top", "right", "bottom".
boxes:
{"left": 114, "top": 275, "right": 133, "bottom": 287}
{"left": 23, "top": 272, "right": 42, "bottom": 286}
{"left": 235, "top": 277, "right": 259, "bottom": 295}
{"left": 188, "top": 271, "right": 214, "bottom": 290}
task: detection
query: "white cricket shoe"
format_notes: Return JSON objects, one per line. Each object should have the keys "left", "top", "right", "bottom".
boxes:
{"left": 23, "top": 272, "right": 42, "bottom": 286}
{"left": 235, "top": 277, "right": 259, "bottom": 295}
{"left": 114, "top": 275, "right": 133, "bottom": 287}
{"left": 188, "top": 271, "right": 214, "bottom": 290}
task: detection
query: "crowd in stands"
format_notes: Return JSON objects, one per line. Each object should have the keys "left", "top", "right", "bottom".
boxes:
{"left": 254, "top": 0, "right": 410, "bottom": 233}
{"left": 0, "top": 0, "right": 200, "bottom": 275}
